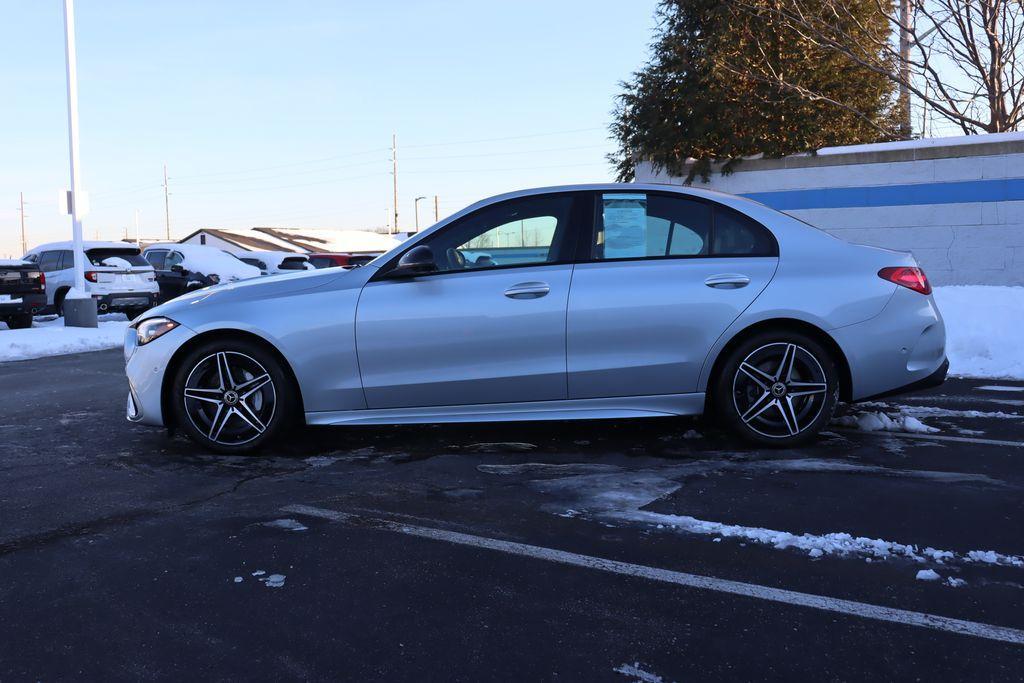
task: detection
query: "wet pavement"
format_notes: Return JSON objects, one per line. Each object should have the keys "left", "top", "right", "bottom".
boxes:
{"left": 1, "top": 350, "right": 1023, "bottom": 680}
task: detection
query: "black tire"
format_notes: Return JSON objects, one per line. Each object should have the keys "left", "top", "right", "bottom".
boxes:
{"left": 713, "top": 330, "right": 840, "bottom": 447}
{"left": 170, "top": 338, "right": 296, "bottom": 454}
{"left": 54, "top": 289, "right": 68, "bottom": 317}
{"left": 5, "top": 313, "right": 33, "bottom": 329}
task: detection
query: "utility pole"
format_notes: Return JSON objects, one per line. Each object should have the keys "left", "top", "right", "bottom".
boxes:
{"left": 18, "top": 192, "right": 27, "bottom": 255}
{"left": 391, "top": 134, "right": 398, "bottom": 234}
{"left": 898, "top": 0, "right": 912, "bottom": 139}
{"left": 434, "top": 195, "right": 439, "bottom": 222}
{"left": 414, "top": 196, "right": 426, "bottom": 231}
{"left": 162, "top": 163, "right": 171, "bottom": 240}
{"left": 134, "top": 209, "right": 140, "bottom": 246}
{"left": 62, "top": 0, "right": 96, "bottom": 327}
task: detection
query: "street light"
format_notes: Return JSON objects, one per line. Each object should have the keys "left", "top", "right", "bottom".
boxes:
{"left": 414, "top": 196, "right": 427, "bottom": 231}
{"left": 61, "top": 0, "right": 96, "bottom": 328}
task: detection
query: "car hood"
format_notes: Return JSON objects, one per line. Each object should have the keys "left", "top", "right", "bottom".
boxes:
{"left": 144, "top": 267, "right": 352, "bottom": 322}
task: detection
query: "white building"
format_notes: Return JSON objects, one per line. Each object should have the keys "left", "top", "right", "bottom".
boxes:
{"left": 636, "top": 132, "right": 1024, "bottom": 286}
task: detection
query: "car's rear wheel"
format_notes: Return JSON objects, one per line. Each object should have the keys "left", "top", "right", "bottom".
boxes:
{"left": 714, "top": 330, "right": 839, "bottom": 447}
{"left": 170, "top": 339, "right": 294, "bottom": 453}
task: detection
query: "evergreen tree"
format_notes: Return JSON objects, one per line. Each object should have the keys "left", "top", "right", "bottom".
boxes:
{"left": 611, "top": 0, "right": 900, "bottom": 182}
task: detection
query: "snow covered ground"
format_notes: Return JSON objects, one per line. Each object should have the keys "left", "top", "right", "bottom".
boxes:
{"left": 0, "top": 315, "right": 130, "bottom": 363}
{"left": 935, "top": 285, "right": 1024, "bottom": 380}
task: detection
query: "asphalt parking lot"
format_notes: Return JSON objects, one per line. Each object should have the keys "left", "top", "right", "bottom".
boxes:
{"left": 2, "top": 350, "right": 1023, "bottom": 681}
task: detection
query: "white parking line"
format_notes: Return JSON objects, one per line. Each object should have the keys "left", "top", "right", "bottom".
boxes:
{"left": 283, "top": 504, "right": 1024, "bottom": 646}
{"left": 976, "top": 385, "right": 1024, "bottom": 393}
{"left": 839, "top": 430, "right": 1024, "bottom": 449}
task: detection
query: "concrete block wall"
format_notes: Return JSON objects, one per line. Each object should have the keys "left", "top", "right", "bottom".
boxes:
{"left": 635, "top": 132, "right": 1024, "bottom": 285}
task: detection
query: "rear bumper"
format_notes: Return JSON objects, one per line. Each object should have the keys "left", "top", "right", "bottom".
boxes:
{"left": 0, "top": 293, "right": 46, "bottom": 315}
{"left": 859, "top": 358, "right": 948, "bottom": 402}
{"left": 95, "top": 292, "right": 158, "bottom": 312}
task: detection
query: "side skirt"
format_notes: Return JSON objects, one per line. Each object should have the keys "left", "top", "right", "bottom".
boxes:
{"left": 305, "top": 393, "right": 706, "bottom": 426}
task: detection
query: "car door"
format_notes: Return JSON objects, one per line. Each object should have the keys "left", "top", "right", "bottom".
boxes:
{"left": 567, "top": 191, "right": 779, "bottom": 398}
{"left": 37, "top": 251, "right": 62, "bottom": 305}
{"left": 161, "top": 251, "right": 191, "bottom": 300}
{"left": 355, "top": 193, "right": 581, "bottom": 409}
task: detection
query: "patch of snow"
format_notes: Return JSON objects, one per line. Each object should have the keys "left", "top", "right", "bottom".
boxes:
{"left": 304, "top": 456, "right": 339, "bottom": 468}
{"left": 262, "top": 518, "right": 308, "bottom": 532}
{"left": 865, "top": 403, "right": 1023, "bottom": 420}
{"left": 946, "top": 577, "right": 967, "bottom": 588}
{"left": 613, "top": 662, "right": 666, "bottom": 683}
{"left": 0, "top": 258, "right": 29, "bottom": 266}
{"left": 682, "top": 429, "right": 702, "bottom": 439}
{"left": 100, "top": 256, "right": 135, "bottom": 269}
{"left": 832, "top": 411, "right": 939, "bottom": 433}
{"left": 263, "top": 574, "right": 286, "bottom": 588}
{"left": 976, "top": 385, "right": 1024, "bottom": 393}
{"left": 916, "top": 569, "right": 941, "bottom": 581}
{"left": 233, "top": 576, "right": 243, "bottom": 583}
{"left": 64, "top": 286, "right": 92, "bottom": 300}
{"left": 0, "top": 316, "right": 129, "bottom": 362}
{"left": 251, "top": 570, "right": 266, "bottom": 576}
{"left": 933, "top": 286, "right": 1024, "bottom": 380}
{"left": 966, "top": 550, "right": 1024, "bottom": 567}
{"left": 477, "top": 463, "right": 617, "bottom": 476}
{"left": 463, "top": 442, "right": 537, "bottom": 452}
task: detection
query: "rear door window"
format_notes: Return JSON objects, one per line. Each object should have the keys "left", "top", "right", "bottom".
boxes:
{"left": 145, "top": 250, "right": 167, "bottom": 270}
{"left": 38, "top": 251, "right": 61, "bottom": 271}
{"left": 57, "top": 250, "right": 75, "bottom": 270}
{"left": 593, "top": 193, "right": 711, "bottom": 260}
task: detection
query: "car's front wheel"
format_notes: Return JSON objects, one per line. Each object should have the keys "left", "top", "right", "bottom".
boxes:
{"left": 714, "top": 330, "right": 839, "bottom": 447}
{"left": 170, "top": 339, "right": 295, "bottom": 453}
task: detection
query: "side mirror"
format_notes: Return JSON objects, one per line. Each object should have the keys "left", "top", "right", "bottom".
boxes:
{"left": 170, "top": 264, "right": 184, "bottom": 274}
{"left": 387, "top": 245, "right": 437, "bottom": 278}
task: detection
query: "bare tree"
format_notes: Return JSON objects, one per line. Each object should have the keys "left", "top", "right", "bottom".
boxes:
{"left": 733, "top": 0, "right": 1024, "bottom": 135}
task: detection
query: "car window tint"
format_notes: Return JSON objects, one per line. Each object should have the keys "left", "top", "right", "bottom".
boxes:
{"left": 38, "top": 251, "right": 60, "bottom": 271}
{"left": 593, "top": 193, "right": 710, "bottom": 260}
{"left": 423, "top": 194, "right": 573, "bottom": 274}
{"left": 86, "top": 248, "right": 148, "bottom": 267}
{"left": 57, "top": 250, "right": 74, "bottom": 270}
{"left": 145, "top": 250, "right": 167, "bottom": 270}
{"left": 279, "top": 257, "right": 307, "bottom": 270}
{"left": 309, "top": 256, "right": 331, "bottom": 268}
{"left": 712, "top": 208, "right": 777, "bottom": 256}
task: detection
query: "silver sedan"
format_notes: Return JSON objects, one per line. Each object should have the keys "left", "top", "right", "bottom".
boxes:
{"left": 124, "top": 184, "right": 947, "bottom": 453}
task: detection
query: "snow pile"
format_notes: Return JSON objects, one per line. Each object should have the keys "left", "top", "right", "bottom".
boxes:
{"left": 0, "top": 316, "right": 129, "bottom": 362}
{"left": 148, "top": 243, "right": 260, "bottom": 281}
{"left": 916, "top": 569, "right": 941, "bottom": 581}
{"left": 934, "top": 285, "right": 1024, "bottom": 379}
{"left": 100, "top": 256, "right": 136, "bottom": 270}
{"left": 832, "top": 411, "right": 939, "bottom": 433}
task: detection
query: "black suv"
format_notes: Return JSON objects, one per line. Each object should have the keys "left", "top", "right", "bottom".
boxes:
{"left": 0, "top": 260, "right": 46, "bottom": 329}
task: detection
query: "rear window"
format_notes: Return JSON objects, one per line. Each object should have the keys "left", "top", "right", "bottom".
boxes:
{"left": 279, "top": 257, "right": 308, "bottom": 270}
{"left": 309, "top": 256, "right": 335, "bottom": 268}
{"left": 87, "top": 248, "right": 148, "bottom": 267}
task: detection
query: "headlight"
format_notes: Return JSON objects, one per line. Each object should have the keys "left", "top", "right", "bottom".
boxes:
{"left": 136, "top": 317, "right": 179, "bottom": 345}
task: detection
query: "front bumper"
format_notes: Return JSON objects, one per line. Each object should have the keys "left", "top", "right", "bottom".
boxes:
{"left": 124, "top": 322, "right": 196, "bottom": 427}
{"left": 0, "top": 292, "right": 46, "bottom": 315}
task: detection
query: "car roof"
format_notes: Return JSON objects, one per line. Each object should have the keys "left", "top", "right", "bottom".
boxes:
{"left": 28, "top": 240, "right": 143, "bottom": 253}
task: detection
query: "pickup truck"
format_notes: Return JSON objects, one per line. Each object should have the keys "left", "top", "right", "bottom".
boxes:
{"left": 0, "top": 259, "right": 46, "bottom": 329}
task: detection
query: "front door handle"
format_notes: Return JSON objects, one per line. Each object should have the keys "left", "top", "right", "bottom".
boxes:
{"left": 704, "top": 274, "right": 750, "bottom": 289}
{"left": 504, "top": 282, "right": 550, "bottom": 299}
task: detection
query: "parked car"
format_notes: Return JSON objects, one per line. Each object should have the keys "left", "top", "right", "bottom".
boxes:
{"left": 307, "top": 252, "right": 381, "bottom": 269}
{"left": 238, "top": 251, "right": 314, "bottom": 276}
{"left": 124, "top": 183, "right": 947, "bottom": 453}
{"left": 0, "top": 258, "right": 47, "bottom": 329}
{"left": 23, "top": 241, "right": 158, "bottom": 318}
{"left": 142, "top": 244, "right": 261, "bottom": 304}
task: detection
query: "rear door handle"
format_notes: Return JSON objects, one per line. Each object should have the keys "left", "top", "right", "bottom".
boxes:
{"left": 504, "top": 282, "right": 550, "bottom": 299}
{"left": 704, "top": 274, "right": 750, "bottom": 289}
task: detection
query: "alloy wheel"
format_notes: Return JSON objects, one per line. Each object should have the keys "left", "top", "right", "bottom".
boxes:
{"left": 731, "top": 342, "right": 829, "bottom": 439}
{"left": 182, "top": 351, "right": 276, "bottom": 446}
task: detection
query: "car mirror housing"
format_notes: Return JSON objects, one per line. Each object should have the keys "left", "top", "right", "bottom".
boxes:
{"left": 388, "top": 245, "right": 437, "bottom": 278}
{"left": 170, "top": 264, "right": 185, "bottom": 274}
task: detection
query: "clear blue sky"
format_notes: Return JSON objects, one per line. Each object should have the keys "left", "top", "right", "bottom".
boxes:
{"left": 0, "top": 0, "right": 660, "bottom": 257}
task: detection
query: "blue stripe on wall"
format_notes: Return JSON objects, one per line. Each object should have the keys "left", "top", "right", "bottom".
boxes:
{"left": 741, "top": 177, "right": 1024, "bottom": 211}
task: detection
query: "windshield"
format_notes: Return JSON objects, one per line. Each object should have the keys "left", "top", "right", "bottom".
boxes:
{"left": 87, "top": 248, "right": 148, "bottom": 267}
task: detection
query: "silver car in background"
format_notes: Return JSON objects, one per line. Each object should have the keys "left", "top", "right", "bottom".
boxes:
{"left": 123, "top": 184, "right": 947, "bottom": 453}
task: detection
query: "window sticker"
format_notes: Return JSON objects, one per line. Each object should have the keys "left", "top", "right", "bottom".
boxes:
{"left": 602, "top": 193, "right": 647, "bottom": 258}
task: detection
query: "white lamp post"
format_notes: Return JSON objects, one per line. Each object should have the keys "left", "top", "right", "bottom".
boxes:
{"left": 62, "top": 0, "right": 97, "bottom": 327}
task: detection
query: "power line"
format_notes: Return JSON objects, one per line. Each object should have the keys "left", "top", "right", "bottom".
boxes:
{"left": 402, "top": 143, "right": 608, "bottom": 162}
{"left": 171, "top": 147, "right": 390, "bottom": 181}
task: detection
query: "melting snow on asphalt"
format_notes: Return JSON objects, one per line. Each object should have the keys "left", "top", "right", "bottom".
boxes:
{"left": 262, "top": 518, "right": 308, "bottom": 532}
{"left": 494, "top": 459, "right": 1024, "bottom": 571}
{"left": 832, "top": 411, "right": 939, "bottom": 433}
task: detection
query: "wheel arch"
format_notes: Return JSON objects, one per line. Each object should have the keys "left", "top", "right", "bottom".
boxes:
{"left": 160, "top": 328, "right": 306, "bottom": 428}
{"left": 704, "top": 318, "right": 853, "bottom": 404}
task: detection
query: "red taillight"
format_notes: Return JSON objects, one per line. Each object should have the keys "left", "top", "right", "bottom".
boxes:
{"left": 878, "top": 266, "right": 931, "bottom": 295}
{"left": 38, "top": 271, "right": 45, "bottom": 287}
{"left": 84, "top": 271, "right": 98, "bottom": 283}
